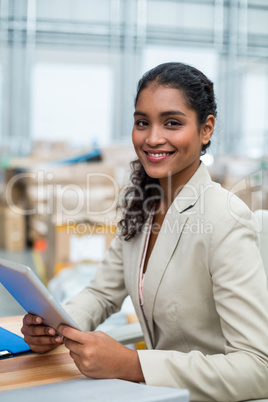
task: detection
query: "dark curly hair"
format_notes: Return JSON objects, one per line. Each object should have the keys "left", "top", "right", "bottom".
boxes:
{"left": 118, "top": 62, "right": 217, "bottom": 241}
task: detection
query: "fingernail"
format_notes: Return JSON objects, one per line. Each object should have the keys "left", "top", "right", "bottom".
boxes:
{"left": 55, "top": 336, "right": 63, "bottom": 343}
{"left": 48, "top": 329, "right": 55, "bottom": 336}
{"left": 35, "top": 317, "right": 42, "bottom": 324}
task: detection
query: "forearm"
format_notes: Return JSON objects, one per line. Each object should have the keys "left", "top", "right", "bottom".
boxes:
{"left": 64, "top": 288, "right": 110, "bottom": 331}
{"left": 64, "top": 235, "right": 128, "bottom": 331}
{"left": 138, "top": 349, "right": 268, "bottom": 402}
{"left": 58, "top": 324, "right": 145, "bottom": 383}
{"left": 117, "top": 349, "right": 145, "bottom": 383}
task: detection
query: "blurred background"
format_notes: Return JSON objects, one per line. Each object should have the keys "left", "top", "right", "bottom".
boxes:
{"left": 0, "top": 0, "right": 268, "bottom": 324}
{"left": 0, "top": 0, "right": 268, "bottom": 156}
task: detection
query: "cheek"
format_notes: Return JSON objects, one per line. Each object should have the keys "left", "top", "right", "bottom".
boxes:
{"left": 132, "top": 130, "right": 142, "bottom": 149}
{"left": 171, "top": 133, "right": 189, "bottom": 150}
{"left": 173, "top": 130, "right": 200, "bottom": 150}
{"left": 131, "top": 128, "right": 136, "bottom": 145}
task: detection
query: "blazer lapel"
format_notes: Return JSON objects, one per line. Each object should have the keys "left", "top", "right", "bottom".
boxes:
{"left": 128, "top": 219, "right": 155, "bottom": 348}
{"left": 142, "top": 162, "right": 212, "bottom": 347}
{"left": 129, "top": 224, "right": 148, "bottom": 310}
{"left": 143, "top": 208, "right": 189, "bottom": 346}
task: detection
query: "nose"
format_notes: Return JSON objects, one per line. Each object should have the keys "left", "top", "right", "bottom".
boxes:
{"left": 145, "top": 125, "right": 166, "bottom": 147}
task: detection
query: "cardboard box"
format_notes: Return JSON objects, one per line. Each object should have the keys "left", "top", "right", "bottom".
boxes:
{"left": 46, "top": 214, "right": 117, "bottom": 279}
{"left": 0, "top": 205, "right": 26, "bottom": 251}
{"left": 4, "top": 161, "right": 118, "bottom": 243}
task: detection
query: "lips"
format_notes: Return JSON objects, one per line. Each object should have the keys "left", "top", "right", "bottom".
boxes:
{"left": 147, "top": 152, "right": 172, "bottom": 157}
{"left": 144, "top": 150, "right": 175, "bottom": 162}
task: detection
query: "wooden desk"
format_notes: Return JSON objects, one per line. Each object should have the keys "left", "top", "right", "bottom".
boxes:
{"left": 0, "top": 316, "right": 190, "bottom": 402}
{"left": 0, "top": 316, "right": 84, "bottom": 391}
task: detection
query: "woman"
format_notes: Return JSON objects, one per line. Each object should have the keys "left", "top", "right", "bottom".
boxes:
{"left": 22, "top": 62, "right": 268, "bottom": 401}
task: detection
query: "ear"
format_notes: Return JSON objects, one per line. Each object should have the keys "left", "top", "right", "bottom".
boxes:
{"left": 201, "top": 115, "right": 215, "bottom": 145}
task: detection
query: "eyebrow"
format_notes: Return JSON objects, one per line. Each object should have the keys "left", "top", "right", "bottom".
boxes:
{"left": 134, "top": 110, "right": 187, "bottom": 117}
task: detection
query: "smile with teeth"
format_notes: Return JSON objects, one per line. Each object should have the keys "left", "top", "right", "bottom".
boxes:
{"left": 145, "top": 151, "right": 174, "bottom": 157}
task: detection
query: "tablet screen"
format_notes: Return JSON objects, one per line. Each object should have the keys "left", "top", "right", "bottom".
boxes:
{"left": 0, "top": 258, "right": 81, "bottom": 331}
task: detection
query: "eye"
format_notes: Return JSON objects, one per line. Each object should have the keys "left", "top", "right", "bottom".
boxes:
{"left": 166, "top": 120, "right": 182, "bottom": 127}
{"left": 135, "top": 120, "right": 148, "bottom": 128}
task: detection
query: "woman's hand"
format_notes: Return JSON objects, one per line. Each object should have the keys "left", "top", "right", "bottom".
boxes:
{"left": 21, "top": 313, "right": 64, "bottom": 353}
{"left": 58, "top": 325, "right": 145, "bottom": 383}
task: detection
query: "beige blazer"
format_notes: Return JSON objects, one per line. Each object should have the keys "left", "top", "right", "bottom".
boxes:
{"left": 65, "top": 162, "right": 268, "bottom": 402}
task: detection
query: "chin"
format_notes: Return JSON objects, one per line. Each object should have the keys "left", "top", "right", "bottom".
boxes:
{"left": 143, "top": 167, "right": 168, "bottom": 180}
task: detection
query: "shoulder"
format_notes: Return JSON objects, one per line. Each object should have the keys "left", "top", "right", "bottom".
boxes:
{"left": 197, "top": 179, "right": 259, "bottom": 232}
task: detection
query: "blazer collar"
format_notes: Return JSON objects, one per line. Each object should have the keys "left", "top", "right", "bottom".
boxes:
{"left": 131, "top": 161, "right": 212, "bottom": 347}
{"left": 172, "top": 161, "right": 212, "bottom": 214}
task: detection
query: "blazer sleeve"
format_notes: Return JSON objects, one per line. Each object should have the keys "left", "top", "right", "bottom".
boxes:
{"left": 138, "top": 203, "right": 268, "bottom": 402}
{"left": 64, "top": 233, "right": 128, "bottom": 332}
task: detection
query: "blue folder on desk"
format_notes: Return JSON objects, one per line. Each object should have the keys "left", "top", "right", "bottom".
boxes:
{"left": 0, "top": 327, "right": 31, "bottom": 358}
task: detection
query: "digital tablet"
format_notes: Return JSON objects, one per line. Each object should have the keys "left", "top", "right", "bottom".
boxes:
{"left": 0, "top": 258, "right": 81, "bottom": 331}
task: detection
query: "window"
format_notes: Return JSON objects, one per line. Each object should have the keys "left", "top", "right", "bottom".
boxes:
{"left": 31, "top": 63, "right": 112, "bottom": 147}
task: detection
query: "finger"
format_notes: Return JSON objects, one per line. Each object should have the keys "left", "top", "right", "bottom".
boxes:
{"left": 64, "top": 337, "right": 83, "bottom": 355}
{"left": 29, "top": 343, "right": 59, "bottom": 354}
{"left": 69, "top": 352, "right": 84, "bottom": 373}
{"left": 23, "top": 333, "right": 64, "bottom": 347}
{"left": 21, "top": 324, "right": 56, "bottom": 337}
{"left": 23, "top": 314, "right": 43, "bottom": 326}
{"left": 23, "top": 334, "right": 54, "bottom": 346}
{"left": 58, "top": 325, "right": 83, "bottom": 343}
{"left": 69, "top": 350, "right": 83, "bottom": 367}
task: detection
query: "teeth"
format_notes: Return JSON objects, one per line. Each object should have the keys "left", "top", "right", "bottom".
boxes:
{"left": 148, "top": 152, "right": 170, "bottom": 157}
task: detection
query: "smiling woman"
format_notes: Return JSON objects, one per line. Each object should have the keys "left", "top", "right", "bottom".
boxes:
{"left": 119, "top": 62, "right": 216, "bottom": 241}
{"left": 21, "top": 62, "right": 268, "bottom": 402}
{"left": 132, "top": 86, "right": 214, "bottom": 184}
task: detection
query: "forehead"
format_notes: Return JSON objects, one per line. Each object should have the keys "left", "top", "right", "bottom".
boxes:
{"left": 135, "top": 85, "right": 191, "bottom": 112}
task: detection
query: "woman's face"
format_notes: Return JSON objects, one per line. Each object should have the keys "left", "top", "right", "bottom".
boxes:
{"left": 132, "top": 84, "right": 214, "bottom": 188}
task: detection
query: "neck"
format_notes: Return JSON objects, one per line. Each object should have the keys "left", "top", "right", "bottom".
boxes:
{"left": 159, "top": 160, "right": 201, "bottom": 208}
